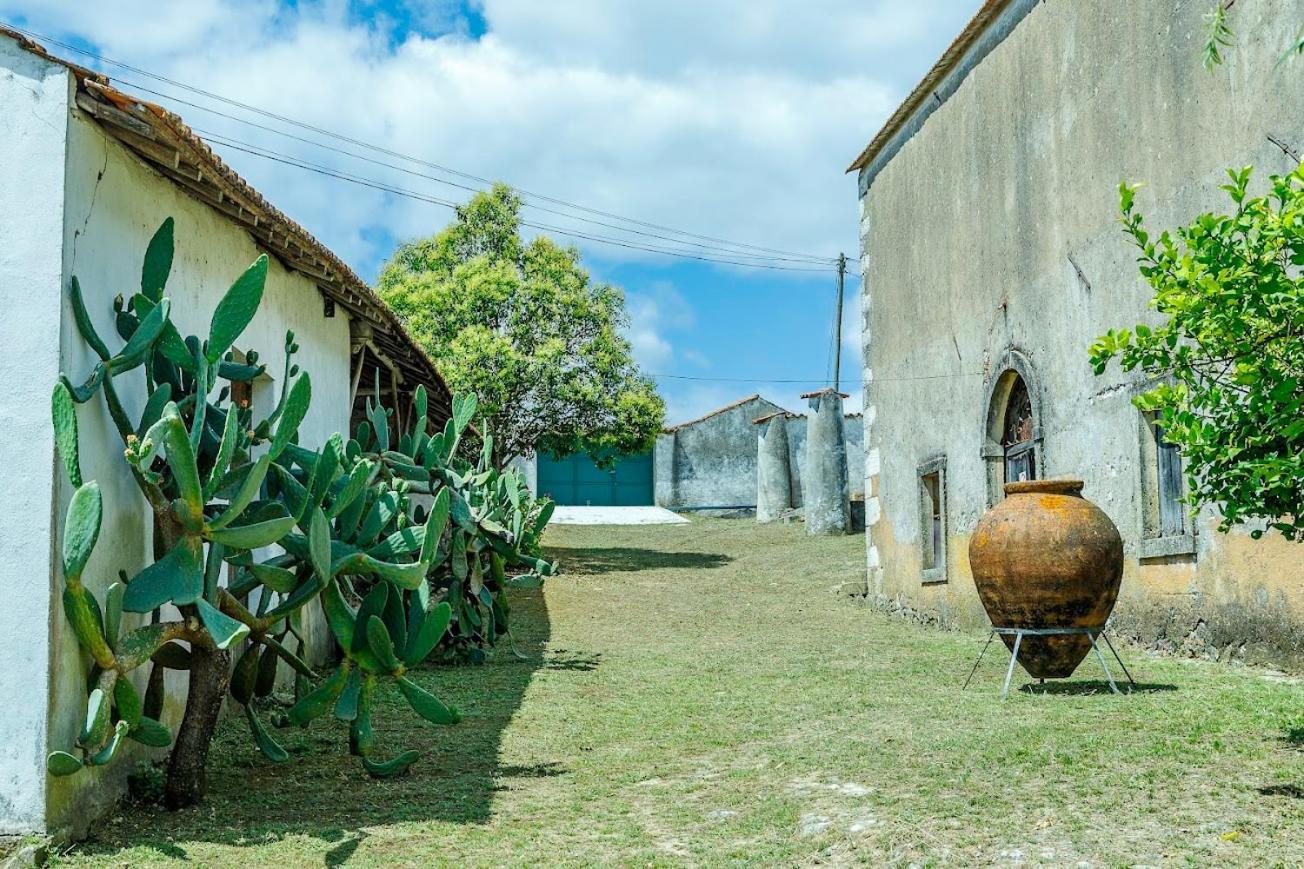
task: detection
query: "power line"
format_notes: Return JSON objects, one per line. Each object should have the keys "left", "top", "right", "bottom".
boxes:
{"left": 651, "top": 373, "right": 862, "bottom": 384}
{"left": 650, "top": 370, "right": 986, "bottom": 384}
{"left": 118, "top": 77, "right": 837, "bottom": 267}
{"left": 9, "top": 23, "right": 846, "bottom": 267}
{"left": 197, "top": 131, "right": 838, "bottom": 272}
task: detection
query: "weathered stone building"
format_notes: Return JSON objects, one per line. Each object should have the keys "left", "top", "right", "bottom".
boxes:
{"left": 852, "top": 0, "right": 1303, "bottom": 667}
{"left": 652, "top": 394, "right": 864, "bottom": 515}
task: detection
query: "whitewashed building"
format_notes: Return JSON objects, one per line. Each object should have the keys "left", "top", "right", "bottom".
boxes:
{"left": 0, "top": 29, "right": 451, "bottom": 836}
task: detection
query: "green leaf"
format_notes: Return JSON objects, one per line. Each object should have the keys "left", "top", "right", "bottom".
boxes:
{"left": 128, "top": 716, "right": 173, "bottom": 748}
{"left": 368, "top": 526, "right": 424, "bottom": 560}
{"left": 335, "top": 668, "right": 363, "bottom": 721}
{"left": 62, "top": 586, "right": 113, "bottom": 668}
{"left": 309, "top": 507, "right": 332, "bottom": 581}
{"left": 420, "top": 489, "right": 451, "bottom": 565}
{"left": 141, "top": 217, "right": 174, "bottom": 302}
{"left": 452, "top": 393, "right": 478, "bottom": 434}
{"left": 104, "top": 581, "right": 124, "bottom": 650}
{"left": 269, "top": 374, "right": 311, "bottom": 459}
{"left": 246, "top": 561, "right": 299, "bottom": 593}
{"left": 48, "top": 751, "right": 84, "bottom": 777}
{"left": 404, "top": 601, "right": 452, "bottom": 666}
{"left": 156, "top": 321, "right": 196, "bottom": 373}
{"left": 396, "top": 676, "right": 460, "bottom": 725}
{"left": 322, "top": 577, "right": 356, "bottom": 650}
{"left": 69, "top": 276, "right": 111, "bottom": 360}
{"left": 332, "top": 553, "right": 427, "bottom": 590}
{"left": 206, "top": 514, "right": 296, "bottom": 549}
{"left": 136, "top": 385, "right": 172, "bottom": 440}
{"left": 350, "top": 584, "right": 389, "bottom": 654}
{"left": 62, "top": 482, "right": 102, "bottom": 581}
{"left": 245, "top": 705, "right": 289, "bottom": 762}
{"left": 205, "top": 406, "right": 242, "bottom": 500}
{"left": 287, "top": 664, "right": 350, "bottom": 726}
{"left": 52, "top": 382, "right": 82, "bottom": 487}
{"left": 122, "top": 539, "right": 204, "bottom": 612}
{"left": 150, "top": 641, "right": 192, "bottom": 670}
{"left": 208, "top": 254, "right": 268, "bottom": 362}
{"left": 113, "top": 677, "right": 143, "bottom": 727}
{"left": 88, "top": 720, "right": 130, "bottom": 767}
{"left": 196, "top": 597, "right": 250, "bottom": 650}
{"left": 362, "top": 749, "right": 420, "bottom": 778}
{"left": 365, "top": 616, "right": 401, "bottom": 672}
{"left": 327, "top": 460, "right": 377, "bottom": 520}
{"left": 80, "top": 688, "right": 111, "bottom": 747}
{"left": 158, "top": 405, "right": 204, "bottom": 512}
{"left": 111, "top": 298, "right": 170, "bottom": 372}
{"left": 230, "top": 642, "right": 260, "bottom": 705}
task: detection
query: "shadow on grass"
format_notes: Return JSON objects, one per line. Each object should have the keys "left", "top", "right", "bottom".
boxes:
{"left": 550, "top": 545, "right": 732, "bottom": 575}
{"left": 71, "top": 587, "right": 554, "bottom": 858}
{"left": 1284, "top": 721, "right": 1304, "bottom": 747}
{"left": 545, "top": 649, "right": 602, "bottom": 672}
{"left": 1017, "top": 680, "right": 1179, "bottom": 696}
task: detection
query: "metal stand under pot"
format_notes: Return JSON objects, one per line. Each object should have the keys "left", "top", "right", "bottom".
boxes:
{"left": 963, "top": 625, "right": 1138, "bottom": 698}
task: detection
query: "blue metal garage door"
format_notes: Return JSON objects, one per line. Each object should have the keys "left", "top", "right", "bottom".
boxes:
{"left": 536, "top": 450, "right": 654, "bottom": 506}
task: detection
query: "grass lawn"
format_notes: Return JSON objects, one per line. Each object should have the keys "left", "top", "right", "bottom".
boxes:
{"left": 57, "top": 519, "right": 1302, "bottom": 866}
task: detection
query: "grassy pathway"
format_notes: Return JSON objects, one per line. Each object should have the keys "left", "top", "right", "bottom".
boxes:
{"left": 61, "top": 520, "right": 1302, "bottom": 866}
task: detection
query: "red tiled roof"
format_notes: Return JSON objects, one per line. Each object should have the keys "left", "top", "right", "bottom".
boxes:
{"left": 1, "top": 26, "right": 452, "bottom": 419}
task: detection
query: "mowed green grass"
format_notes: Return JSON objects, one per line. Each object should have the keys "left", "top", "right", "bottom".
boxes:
{"left": 59, "top": 519, "right": 1302, "bottom": 866}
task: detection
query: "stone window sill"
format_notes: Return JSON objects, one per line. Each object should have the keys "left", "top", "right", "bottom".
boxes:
{"left": 921, "top": 567, "right": 948, "bottom": 585}
{"left": 1139, "top": 534, "right": 1196, "bottom": 561}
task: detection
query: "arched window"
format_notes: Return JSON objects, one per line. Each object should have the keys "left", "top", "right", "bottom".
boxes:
{"left": 1001, "top": 375, "right": 1036, "bottom": 484}
{"left": 981, "top": 350, "right": 1043, "bottom": 504}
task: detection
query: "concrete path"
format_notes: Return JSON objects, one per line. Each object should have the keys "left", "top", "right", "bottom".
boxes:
{"left": 548, "top": 506, "right": 690, "bottom": 525}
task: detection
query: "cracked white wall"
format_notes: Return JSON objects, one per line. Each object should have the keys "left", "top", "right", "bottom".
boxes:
{"left": 1, "top": 33, "right": 353, "bottom": 837}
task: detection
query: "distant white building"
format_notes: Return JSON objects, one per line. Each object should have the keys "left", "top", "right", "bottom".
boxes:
{"left": 0, "top": 28, "right": 451, "bottom": 837}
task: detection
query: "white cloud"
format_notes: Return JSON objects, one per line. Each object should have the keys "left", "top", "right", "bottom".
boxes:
{"left": 0, "top": 0, "right": 977, "bottom": 273}
{"left": 624, "top": 282, "right": 694, "bottom": 370}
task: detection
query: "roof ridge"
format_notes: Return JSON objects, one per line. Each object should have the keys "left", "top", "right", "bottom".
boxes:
{"left": 664, "top": 393, "right": 769, "bottom": 432}
{"left": 0, "top": 26, "right": 452, "bottom": 409}
{"left": 846, "top": 0, "right": 1019, "bottom": 175}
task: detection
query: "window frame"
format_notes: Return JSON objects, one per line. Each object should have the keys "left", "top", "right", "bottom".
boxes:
{"left": 1137, "top": 411, "right": 1196, "bottom": 560}
{"left": 918, "top": 455, "right": 948, "bottom": 584}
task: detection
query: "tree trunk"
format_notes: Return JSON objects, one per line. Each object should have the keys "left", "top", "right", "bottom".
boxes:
{"left": 164, "top": 643, "right": 231, "bottom": 809}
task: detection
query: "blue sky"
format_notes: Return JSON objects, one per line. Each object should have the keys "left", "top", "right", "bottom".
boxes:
{"left": 0, "top": 0, "right": 979, "bottom": 421}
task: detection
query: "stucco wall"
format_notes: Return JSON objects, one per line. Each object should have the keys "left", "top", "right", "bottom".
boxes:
{"left": 0, "top": 39, "right": 354, "bottom": 835}
{"left": 660, "top": 397, "right": 786, "bottom": 510}
{"left": 0, "top": 36, "right": 72, "bottom": 836}
{"left": 857, "top": 0, "right": 1304, "bottom": 667}
{"left": 657, "top": 396, "right": 864, "bottom": 513}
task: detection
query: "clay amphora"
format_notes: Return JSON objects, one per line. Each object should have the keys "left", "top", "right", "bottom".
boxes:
{"left": 968, "top": 478, "right": 1124, "bottom": 678}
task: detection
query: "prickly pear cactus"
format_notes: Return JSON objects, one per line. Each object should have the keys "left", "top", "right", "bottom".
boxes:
{"left": 270, "top": 380, "right": 556, "bottom": 775}
{"left": 50, "top": 218, "right": 555, "bottom": 791}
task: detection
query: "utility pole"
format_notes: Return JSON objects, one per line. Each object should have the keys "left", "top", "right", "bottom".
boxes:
{"left": 832, "top": 252, "right": 846, "bottom": 393}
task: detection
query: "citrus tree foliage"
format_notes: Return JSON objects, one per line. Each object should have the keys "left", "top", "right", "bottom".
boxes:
{"left": 1089, "top": 168, "right": 1304, "bottom": 541}
{"left": 376, "top": 184, "right": 665, "bottom": 464}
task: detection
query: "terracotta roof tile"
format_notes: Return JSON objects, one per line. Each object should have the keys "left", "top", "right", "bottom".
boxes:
{"left": 1, "top": 26, "right": 452, "bottom": 418}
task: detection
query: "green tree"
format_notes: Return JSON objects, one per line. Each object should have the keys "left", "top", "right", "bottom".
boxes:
{"left": 377, "top": 185, "right": 665, "bottom": 464}
{"left": 1089, "top": 167, "right": 1304, "bottom": 541}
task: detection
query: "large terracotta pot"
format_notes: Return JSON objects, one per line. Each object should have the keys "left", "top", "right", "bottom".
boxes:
{"left": 968, "top": 479, "right": 1123, "bottom": 678}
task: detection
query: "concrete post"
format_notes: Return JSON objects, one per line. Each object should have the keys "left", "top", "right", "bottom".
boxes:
{"left": 803, "top": 389, "right": 849, "bottom": 535}
{"left": 653, "top": 431, "right": 676, "bottom": 508}
{"left": 754, "top": 413, "right": 792, "bottom": 522}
